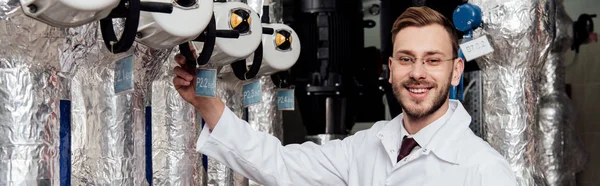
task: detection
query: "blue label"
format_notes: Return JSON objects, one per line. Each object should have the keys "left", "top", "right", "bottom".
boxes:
{"left": 195, "top": 69, "right": 217, "bottom": 97}
{"left": 242, "top": 81, "right": 261, "bottom": 107}
{"left": 201, "top": 119, "right": 208, "bottom": 172}
{"left": 145, "top": 106, "right": 152, "bottom": 185}
{"left": 59, "top": 100, "right": 71, "bottom": 186}
{"left": 114, "top": 55, "right": 134, "bottom": 94}
{"left": 277, "top": 89, "right": 294, "bottom": 110}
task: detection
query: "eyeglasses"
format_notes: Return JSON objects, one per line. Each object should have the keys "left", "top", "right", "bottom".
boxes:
{"left": 390, "top": 56, "right": 456, "bottom": 72}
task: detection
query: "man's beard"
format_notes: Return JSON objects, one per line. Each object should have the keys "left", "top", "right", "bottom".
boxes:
{"left": 392, "top": 77, "right": 451, "bottom": 119}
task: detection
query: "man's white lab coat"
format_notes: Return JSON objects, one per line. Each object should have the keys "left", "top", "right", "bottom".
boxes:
{"left": 196, "top": 100, "right": 517, "bottom": 186}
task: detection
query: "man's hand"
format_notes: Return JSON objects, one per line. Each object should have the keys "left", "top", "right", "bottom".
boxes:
{"left": 172, "top": 46, "right": 225, "bottom": 130}
{"left": 172, "top": 53, "right": 200, "bottom": 105}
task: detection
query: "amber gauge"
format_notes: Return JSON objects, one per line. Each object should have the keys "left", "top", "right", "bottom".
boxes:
{"left": 275, "top": 29, "right": 292, "bottom": 51}
{"left": 230, "top": 8, "right": 252, "bottom": 35}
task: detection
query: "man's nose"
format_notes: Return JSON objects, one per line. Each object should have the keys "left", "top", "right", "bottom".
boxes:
{"left": 409, "top": 62, "right": 427, "bottom": 80}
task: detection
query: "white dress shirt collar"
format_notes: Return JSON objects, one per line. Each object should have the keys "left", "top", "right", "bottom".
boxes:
{"left": 400, "top": 102, "right": 455, "bottom": 150}
{"left": 378, "top": 100, "right": 470, "bottom": 164}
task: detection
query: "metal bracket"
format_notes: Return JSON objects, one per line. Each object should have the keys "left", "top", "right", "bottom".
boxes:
{"left": 463, "top": 70, "right": 484, "bottom": 139}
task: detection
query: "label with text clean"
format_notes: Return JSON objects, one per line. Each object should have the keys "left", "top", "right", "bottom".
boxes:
{"left": 114, "top": 55, "right": 134, "bottom": 94}
{"left": 195, "top": 68, "right": 217, "bottom": 97}
{"left": 459, "top": 36, "right": 494, "bottom": 61}
{"left": 277, "top": 89, "right": 295, "bottom": 111}
{"left": 243, "top": 81, "right": 262, "bottom": 107}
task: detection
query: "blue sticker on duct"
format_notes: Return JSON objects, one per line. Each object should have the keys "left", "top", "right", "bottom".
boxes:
{"left": 243, "top": 81, "right": 262, "bottom": 107}
{"left": 277, "top": 89, "right": 294, "bottom": 110}
{"left": 145, "top": 106, "right": 152, "bottom": 185}
{"left": 114, "top": 55, "right": 134, "bottom": 94}
{"left": 59, "top": 100, "right": 71, "bottom": 186}
{"left": 201, "top": 119, "right": 208, "bottom": 172}
{"left": 195, "top": 69, "right": 217, "bottom": 97}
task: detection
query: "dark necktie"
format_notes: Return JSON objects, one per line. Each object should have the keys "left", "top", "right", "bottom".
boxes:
{"left": 397, "top": 136, "right": 419, "bottom": 162}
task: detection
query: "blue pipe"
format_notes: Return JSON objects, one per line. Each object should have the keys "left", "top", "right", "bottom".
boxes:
{"left": 450, "top": 3, "right": 482, "bottom": 101}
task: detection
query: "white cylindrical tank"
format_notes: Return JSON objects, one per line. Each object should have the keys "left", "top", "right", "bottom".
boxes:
{"left": 19, "top": 0, "right": 120, "bottom": 27}
{"left": 194, "top": 2, "right": 262, "bottom": 66}
{"left": 252, "top": 23, "right": 300, "bottom": 76}
{"left": 136, "top": 0, "right": 214, "bottom": 49}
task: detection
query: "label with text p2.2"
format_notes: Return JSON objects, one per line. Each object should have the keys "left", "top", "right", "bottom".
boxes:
{"left": 243, "top": 81, "right": 262, "bottom": 107}
{"left": 459, "top": 36, "right": 494, "bottom": 62}
{"left": 195, "top": 68, "right": 217, "bottom": 98}
{"left": 277, "top": 89, "right": 294, "bottom": 111}
{"left": 114, "top": 55, "right": 134, "bottom": 95}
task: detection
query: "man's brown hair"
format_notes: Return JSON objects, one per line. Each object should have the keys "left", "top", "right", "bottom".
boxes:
{"left": 391, "top": 6, "right": 459, "bottom": 57}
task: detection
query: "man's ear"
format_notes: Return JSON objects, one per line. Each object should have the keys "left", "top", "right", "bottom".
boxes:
{"left": 388, "top": 57, "right": 393, "bottom": 84}
{"left": 451, "top": 58, "right": 464, "bottom": 86}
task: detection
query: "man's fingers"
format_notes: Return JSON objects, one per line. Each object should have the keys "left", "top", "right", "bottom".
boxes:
{"left": 174, "top": 43, "right": 198, "bottom": 66}
{"left": 173, "top": 66, "right": 194, "bottom": 81}
{"left": 174, "top": 54, "right": 186, "bottom": 66}
{"left": 188, "top": 42, "right": 198, "bottom": 59}
{"left": 173, "top": 77, "right": 191, "bottom": 87}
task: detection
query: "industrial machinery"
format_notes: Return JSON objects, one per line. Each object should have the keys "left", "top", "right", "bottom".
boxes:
{"left": 234, "top": 6, "right": 300, "bottom": 80}
{"left": 564, "top": 13, "right": 597, "bottom": 70}
{"left": 136, "top": 0, "right": 214, "bottom": 49}
{"left": 287, "top": 0, "right": 365, "bottom": 142}
{"left": 252, "top": 23, "right": 300, "bottom": 76}
{"left": 284, "top": 0, "right": 468, "bottom": 143}
{"left": 192, "top": 1, "right": 262, "bottom": 68}
{"left": 99, "top": 0, "right": 174, "bottom": 53}
{"left": 449, "top": 3, "right": 483, "bottom": 101}
{"left": 451, "top": 3, "right": 484, "bottom": 137}
{"left": 19, "top": 0, "right": 120, "bottom": 27}
{"left": 572, "top": 13, "right": 598, "bottom": 53}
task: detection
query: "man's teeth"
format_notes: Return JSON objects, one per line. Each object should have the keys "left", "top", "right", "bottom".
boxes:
{"left": 409, "top": 88, "right": 428, "bottom": 93}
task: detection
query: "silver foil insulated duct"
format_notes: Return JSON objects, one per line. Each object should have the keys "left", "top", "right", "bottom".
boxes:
{"left": 0, "top": 2, "right": 63, "bottom": 185}
{"left": 149, "top": 47, "right": 206, "bottom": 185}
{"left": 58, "top": 21, "right": 103, "bottom": 186}
{"left": 467, "top": 0, "right": 555, "bottom": 185}
{"left": 203, "top": 73, "right": 247, "bottom": 186}
{"left": 535, "top": 1, "right": 587, "bottom": 185}
{"left": 69, "top": 21, "right": 147, "bottom": 184}
{"left": 248, "top": 76, "right": 283, "bottom": 140}
{"left": 247, "top": 76, "right": 283, "bottom": 186}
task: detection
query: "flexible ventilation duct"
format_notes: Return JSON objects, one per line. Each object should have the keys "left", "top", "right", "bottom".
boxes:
{"left": 247, "top": 76, "right": 283, "bottom": 186}
{"left": 69, "top": 21, "right": 147, "bottom": 184}
{"left": 535, "top": 1, "right": 588, "bottom": 185}
{"left": 468, "top": 0, "right": 555, "bottom": 185}
{"left": 148, "top": 47, "right": 206, "bottom": 185}
{"left": 204, "top": 73, "right": 247, "bottom": 186}
{"left": 0, "top": 1, "right": 63, "bottom": 185}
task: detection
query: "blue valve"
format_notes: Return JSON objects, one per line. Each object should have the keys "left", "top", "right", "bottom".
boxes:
{"left": 453, "top": 3, "right": 482, "bottom": 34}
{"left": 450, "top": 3, "right": 482, "bottom": 101}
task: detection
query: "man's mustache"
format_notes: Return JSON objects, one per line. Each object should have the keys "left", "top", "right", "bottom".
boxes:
{"left": 401, "top": 79, "right": 436, "bottom": 87}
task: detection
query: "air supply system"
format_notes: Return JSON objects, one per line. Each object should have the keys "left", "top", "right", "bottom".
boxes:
{"left": 242, "top": 5, "right": 300, "bottom": 79}
{"left": 449, "top": 3, "right": 483, "bottom": 101}
{"left": 19, "top": 0, "right": 120, "bottom": 27}
{"left": 288, "top": 0, "right": 467, "bottom": 143}
{"left": 288, "top": 0, "right": 365, "bottom": 142}
{"left": 201, "top": 1, "right": 261, "bottom": 65}
{"left": 135, "top": 0, "right": 214, "bottom": 49}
